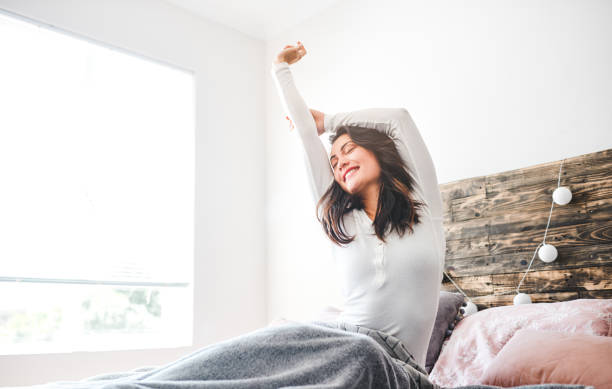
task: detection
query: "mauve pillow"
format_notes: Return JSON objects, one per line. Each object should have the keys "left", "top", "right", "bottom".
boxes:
{"left": 480, "top": 329, "right": 612, "bottom": 389}
{"left": 428, "top": 298, "right": 612, "bottom": 387}
{"left": 425, "top": 291, "right": 464, "bottom": 373}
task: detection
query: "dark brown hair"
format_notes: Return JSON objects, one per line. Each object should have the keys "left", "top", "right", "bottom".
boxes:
{"left": 315, "top": 125, "right": 426, "bottom": 246}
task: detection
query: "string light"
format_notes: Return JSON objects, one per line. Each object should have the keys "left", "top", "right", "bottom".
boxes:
{"left": 443, "top": 270, "right": 478, "bottom": 316}
{"left": 444, "top": 158, "right": 571, "bottom": 310}
{"left": 515, "top": 159, "right": 570, "bottom": 304}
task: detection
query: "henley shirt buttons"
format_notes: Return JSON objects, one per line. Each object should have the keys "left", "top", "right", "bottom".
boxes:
{"left": 373, "top": 242, "right": 386, "bottom": 288}
{"left": 373, "top": 272, "right": 386, "bottom": 288}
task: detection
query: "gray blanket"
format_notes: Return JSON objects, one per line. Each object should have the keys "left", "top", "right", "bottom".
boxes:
{"left": 8, "top": 321, "right": 595, "bottom": 389}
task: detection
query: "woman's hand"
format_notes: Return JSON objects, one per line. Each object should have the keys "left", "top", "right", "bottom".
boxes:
{"left": 274, "top": 41, "right": 307, "bottom": 65}
{"left": 285, "top": 108, "right": 326, "bottom": 136}
{"left": 310, "top": 109, "right": 325, "bottom": 136}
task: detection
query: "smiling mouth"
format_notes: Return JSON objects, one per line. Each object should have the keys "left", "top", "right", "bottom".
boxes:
{"left": 344, "top": 167, "right": 359, "bottom": 181}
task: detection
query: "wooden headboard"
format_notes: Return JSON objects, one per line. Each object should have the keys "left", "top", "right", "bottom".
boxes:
{"left": 439, "top": 148, "right": 612, "bottom": 309}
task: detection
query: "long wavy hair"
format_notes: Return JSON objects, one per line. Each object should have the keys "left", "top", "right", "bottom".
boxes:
{"left": 315, "top": 125, "right": 427, "bottom": 246}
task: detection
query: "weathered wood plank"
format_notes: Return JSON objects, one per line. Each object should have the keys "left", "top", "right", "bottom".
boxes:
{"left": 486, "top": 169, "right": 612, "bottom": 198}
{"left": 439, "top": 266, "right": 611, "bottom": 299}
{"left": 486, "top": 204, "right": 589, "bottom": 236}
{"left": 445, "top": 221, "right": 612, "bottom": 261}
{"left": 443, "top": 244, "right": 612, "bottom": 278}
{"left": 444, "top": 218, "right": 490, "bottom": 241}
{"left": 488, "top": 221, "right": 612, "bottom": 256}
{"left": 439, "top": 176, "right": 486, "bottom": 199}
{"left": 587, "top": 197, "right": 612, "bottom": 222}
{"left": 449, "top": 179, "right": 608, "bottom": 224}
{"left": 579, "top": 289, "right": 612, "bottom": 299}
{"left": 444, "top": 204, "right": 589, "bottom": 242}
{"left": 440, "top": 274, "right": 494, "bottom": 297}
{"left": 445, "top": 235, "right": 490, "bottom": 260}
{"left": 450, "top": 192, "right": 487, "bottom": 222}
{"left": 491, "top": 265, "right": 612, "bottom": 295}
{"left": 440, "top": 176, "right": 486, "bottom": 225}
{"left": 483, "top": 149, "right": 611, "bottom": 194}
{"left": 469, "top": 292, "right": 580, "bottom": 310}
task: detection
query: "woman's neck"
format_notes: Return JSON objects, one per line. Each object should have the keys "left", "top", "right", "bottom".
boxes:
{"left": 361, "top": 182, "right": 380, "bottom": 222}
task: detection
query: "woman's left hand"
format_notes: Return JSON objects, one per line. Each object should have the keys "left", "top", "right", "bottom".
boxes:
{"left": 274, "top": 41, "right": 307, "bottom": 65}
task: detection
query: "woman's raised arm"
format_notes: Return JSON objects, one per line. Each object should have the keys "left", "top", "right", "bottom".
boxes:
{"left": 270, "top": 44, "right": 334, "bottom": 205}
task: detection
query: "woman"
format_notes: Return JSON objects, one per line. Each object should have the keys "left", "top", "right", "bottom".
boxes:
{"left": 270, "top": 41, "right": 446, "bottom": 370}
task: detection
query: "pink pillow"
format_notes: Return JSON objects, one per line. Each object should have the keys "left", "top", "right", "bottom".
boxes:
{"left": 480, "top": 329, "right": 612, "bottom": 388}
{"left": 428, "top": 299, "right": 612, "bottom": 387}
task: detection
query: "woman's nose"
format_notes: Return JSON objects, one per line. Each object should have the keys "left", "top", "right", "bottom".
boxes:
{"left": 339, "top": 159, "right": 349, "bottom": 172}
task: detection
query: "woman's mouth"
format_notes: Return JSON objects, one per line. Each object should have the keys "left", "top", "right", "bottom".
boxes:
{"left": 344, "top": 167, "right": 359, "bottom": 181}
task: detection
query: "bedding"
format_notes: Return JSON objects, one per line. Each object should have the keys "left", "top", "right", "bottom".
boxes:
{"left": 426, "top": 291, "right": 465, "bottom": 374}
{"left": 428, "top": 298, "right": 612, "bottom": 387}
{"left": 1, "top": 320, "right": 597, "bottom": 389}
{"left": 284, "top": 292, "right": 467, "bottom": 375}
{"left": 479, "top": 329, "right": 612, "bottom": 388}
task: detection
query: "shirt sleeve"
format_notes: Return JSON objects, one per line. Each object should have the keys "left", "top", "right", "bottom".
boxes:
{"left": 323, "top": 108, "right": 443, "bottom": 222}
{"left": 270, "top": 61, "right": 334, "bottom": 205}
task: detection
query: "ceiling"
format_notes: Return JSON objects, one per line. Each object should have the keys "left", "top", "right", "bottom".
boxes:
{"left": 163, "top": 0, "right": 343, "bottom": 41}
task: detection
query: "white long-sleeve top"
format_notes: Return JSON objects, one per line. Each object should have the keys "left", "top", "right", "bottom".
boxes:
{"left": 270, "top": 61, "right": 445, "bottom": 367}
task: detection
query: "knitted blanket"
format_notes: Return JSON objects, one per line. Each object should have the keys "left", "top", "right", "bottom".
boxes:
{"left": 6, "top": 321, "right": 594, "bottom": 389}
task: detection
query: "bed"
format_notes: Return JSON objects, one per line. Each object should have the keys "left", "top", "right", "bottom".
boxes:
{"left": 3, "top": 149, "right": 610, "bottom": 388}
{"left": 424, "top": 147, "right": 612, "bottom": 388}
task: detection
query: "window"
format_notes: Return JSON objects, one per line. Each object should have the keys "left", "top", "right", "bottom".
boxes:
{"left": 0, "top": 11, "right": 195, "bottom": 354}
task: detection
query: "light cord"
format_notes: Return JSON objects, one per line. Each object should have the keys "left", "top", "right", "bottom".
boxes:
{"left": 542, "top": 159, "right": 565, "bottom": 244}
{"left": 443, "top": 270, "right": 474, "bottom": 304}
{"left": 542, "top": 200, "right": 555, "bottom": 244}
{"left": 516, "top": 242, "right": 543, "bottom": 294}
{"left": 516, "top": 158, "right": 565, "bottom": 293}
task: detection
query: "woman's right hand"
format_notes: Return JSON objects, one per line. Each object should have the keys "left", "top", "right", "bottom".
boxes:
{"left": 274, "top": 41, "right": 307, "bottom": 65}
{"left": 310, "top": 109, "right": 325, "bottom": 136}
{"left": 285, "top": 109, "right": 325, "bottom": 136}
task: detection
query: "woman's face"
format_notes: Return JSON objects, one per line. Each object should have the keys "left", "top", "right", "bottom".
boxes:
{"left": 329, "top": 133, "right": 381, "bottom": 195}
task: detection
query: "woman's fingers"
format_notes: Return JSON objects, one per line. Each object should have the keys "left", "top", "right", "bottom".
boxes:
{"left": 276, "top": 41, "right": 305, "bottom": 65}
{"left": 285, "top": 116, "right": 294, "bottom": 131}
{"left": 297, "top": 42, "right": 306, "bottom": 58}
{"left": 282, "top": 42, "right": 303, "bottom": 51}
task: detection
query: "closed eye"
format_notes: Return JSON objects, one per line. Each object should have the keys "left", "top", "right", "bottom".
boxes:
{"left": 331, "top": 145, "right": 355, "bottom": 170}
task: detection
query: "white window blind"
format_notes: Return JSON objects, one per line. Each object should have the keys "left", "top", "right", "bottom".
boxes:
{"left": 0, "top": 10, "right": 194, "bottom": 353}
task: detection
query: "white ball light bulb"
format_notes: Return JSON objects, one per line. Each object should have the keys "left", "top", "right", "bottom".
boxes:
{"left": 461, "top": 301, "right": 478, "bottom": 316}
{"left": 538, "top": 244, "right": 558, "bottom": 263}
{"left": 553, "top": 186, "right": 572, "bottom": 205}
{"left": 514, "top": 293, "right": 532, "bottom": 305}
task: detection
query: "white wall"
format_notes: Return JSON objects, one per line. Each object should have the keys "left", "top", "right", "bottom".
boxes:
{"left": 0, "top": 0, "right": 266, "bottom": 386}
{"left": 265, "top": 0, "right": 612, "bottom": 321}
